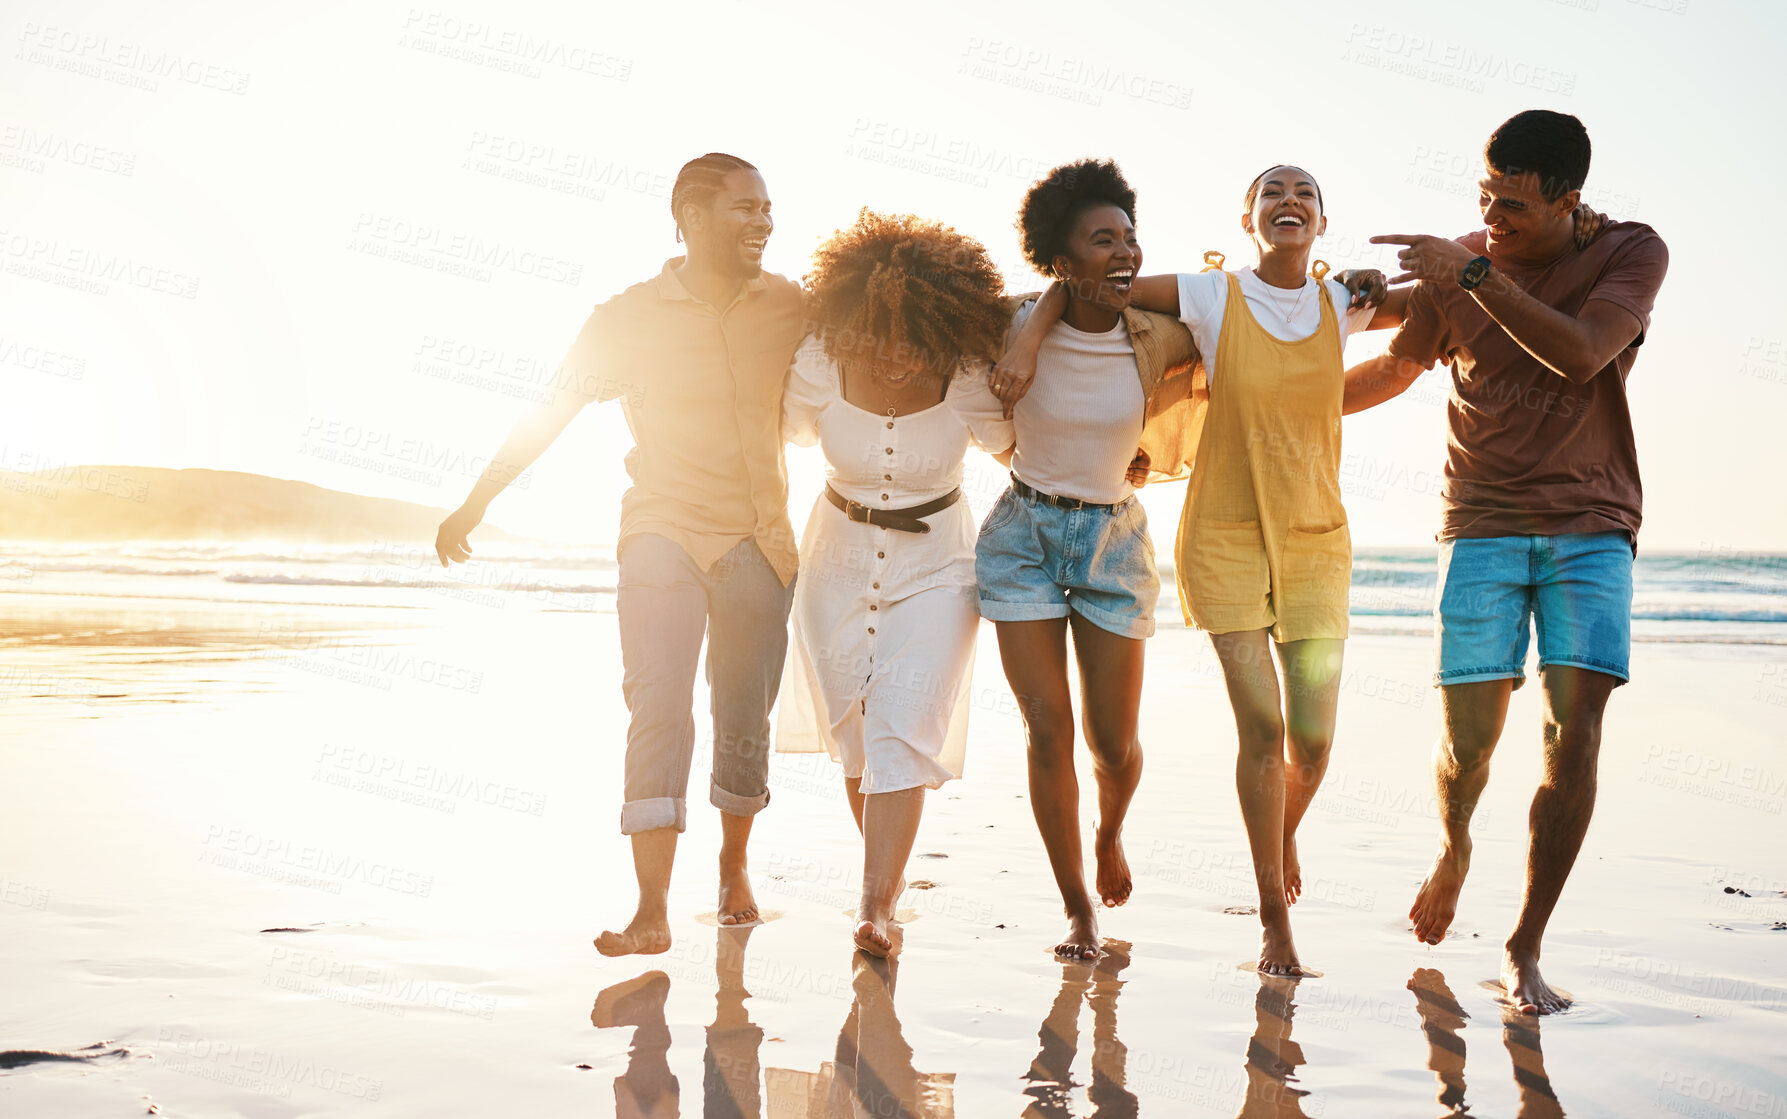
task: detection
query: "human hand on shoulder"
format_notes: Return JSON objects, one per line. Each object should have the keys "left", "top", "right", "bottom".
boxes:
{"left": 1571, "top": 202, "right": 1609, "bottom": 249}
{"left": 1333, "top": 268, "right": 1390, "bottom": 311}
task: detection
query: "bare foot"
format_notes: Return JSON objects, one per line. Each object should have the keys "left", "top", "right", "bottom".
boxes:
{"left": 1094, "top": 823, "right": 1132, "bottom": 908}
{"left": 717, "top": 858, "right": 758, "bottom": 926}
{"left": 594, "top": 910, "right": 671, "bottom": 957}
{"left": 1409, "top": 843, "right": 1471, "bottom": 945}
{"left": 1501, "top": 946, "right": 1571, "bottom": 1015}
{"left": 1054, "top": 905, "right": 1100, "bottom": 961}
{"left": 1283, "top": 832, "right": 1302, "bottom": 907}
{"left": 853, "top": 918, "right": 893, "bottom": 958}
{"left": 1258, "top": 920, "right": 1308, "bottom": 976}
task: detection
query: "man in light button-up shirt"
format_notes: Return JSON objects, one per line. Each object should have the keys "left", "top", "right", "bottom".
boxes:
{"left": 437, "top": 153, "right": 805, "bottom": 956}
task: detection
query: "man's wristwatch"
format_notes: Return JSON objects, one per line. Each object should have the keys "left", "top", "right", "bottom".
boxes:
{"left": 1458, "top": 255, "right": 1492, "bottom": 292}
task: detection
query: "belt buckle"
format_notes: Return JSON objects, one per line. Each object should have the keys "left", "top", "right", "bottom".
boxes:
{"left": 1059, "top": 495, "right": 1083, "bottom": 511}
{"left": 845, "top": 499, "right": 870, "bottom": 524}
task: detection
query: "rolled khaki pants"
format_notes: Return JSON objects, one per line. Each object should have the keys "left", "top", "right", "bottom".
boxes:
{"left": 616, "top": 534, "right": 794, "bottom": 834}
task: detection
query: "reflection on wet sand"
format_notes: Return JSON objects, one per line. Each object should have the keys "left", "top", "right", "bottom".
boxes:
{"left": 1235, "top": 973, "right": 1315, "bottom": 1118}
{"left": 584, "top": 943, "right": 1574, "bottom": 1118}
{"left": 592, "top": 969, "right": 679, "bottom": 1119}
{"left": 1408, "top": 968, "right": 1566, "bottom": 1119}
{"left": 590, "top": 926, "right": 766, "bottom": 1119}
{"left": 706, "top": 927, "right": 764, "bottom": 1118}
{"left": 1022, "top": 939, "right": 1138, "bottom": 1119}
{"left": 591, "top": 928, "right": 955, "bottom": 1119}
{"left": 768, "top": 938, "right": 957, "bottom": 1118}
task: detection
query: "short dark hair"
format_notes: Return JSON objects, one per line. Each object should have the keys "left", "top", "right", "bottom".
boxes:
{"left": 1243, "top": 164, "right": 1323, "bottom": 214}
{"left": 670, "top": 152, "right": 757, "bottom": 237}
{"left": 1017, "top": 159, "right": 1137, "bottom": 276}
{"left": 1484, "top": 111, "right": 1591, "bottom": 201}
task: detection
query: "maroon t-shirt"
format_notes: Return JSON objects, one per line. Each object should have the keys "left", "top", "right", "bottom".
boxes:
{"left": 1387, "top": 221, "right": 1669, "bottom": 541}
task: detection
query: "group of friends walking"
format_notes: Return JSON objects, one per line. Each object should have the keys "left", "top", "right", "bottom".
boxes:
{"left": 435, "top": 108, "right": 1669, "bottom": 1016}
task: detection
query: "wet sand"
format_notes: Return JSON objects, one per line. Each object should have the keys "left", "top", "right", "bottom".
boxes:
{"left": 1, "top": 590, "right": 1783, "bottom": 1116}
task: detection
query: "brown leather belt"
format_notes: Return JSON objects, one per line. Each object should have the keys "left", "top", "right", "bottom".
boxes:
{"left": 824, "top": 484, "right": 962, "bottom": 534}
{"left": 1009, "top": 473, "right": 1126, "bottom": 512}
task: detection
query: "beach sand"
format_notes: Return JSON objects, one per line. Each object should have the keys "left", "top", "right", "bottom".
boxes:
{"left": 1, "top": 587, "right": 1783, "bottom": 1117}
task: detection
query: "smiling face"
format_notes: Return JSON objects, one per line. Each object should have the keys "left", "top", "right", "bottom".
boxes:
{"left": 1051, "top": 202, "right": 1140, "bottom": 314}
{"left": 830, "top": 328, "right": 950, "bottom": 400}
{"left": 682, "top": 169, "right": 773, "bottom": 279}
{"left": 1478, "top": 167, "right": 1577, "bottom": 264}
{"left": 1243, "top": 165, "right": 1326, "bottom": 253}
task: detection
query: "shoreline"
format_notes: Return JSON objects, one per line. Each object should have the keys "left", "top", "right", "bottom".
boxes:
{"left": 1, "top": 590, "right": 1782, "bottom": 1116}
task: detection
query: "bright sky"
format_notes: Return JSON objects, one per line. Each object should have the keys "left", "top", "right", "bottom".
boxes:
{"left": 6, "top": 0, "right": 1783, "bottom": 551}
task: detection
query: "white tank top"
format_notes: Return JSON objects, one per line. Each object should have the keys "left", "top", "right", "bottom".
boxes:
{"left": 1010, "top": 317, "right": 1145, "bottom": 505}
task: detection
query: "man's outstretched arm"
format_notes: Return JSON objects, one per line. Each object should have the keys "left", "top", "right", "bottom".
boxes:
{"left": 1343, "top": 352, "right": 1429, "bottom": 415}
{"left": 434, "top": 381, "right": 595, "bottom": 566}
{"left": 435, "top": 310, "right": 612, "bottom": 566}
{"left": 1372, "top": 233, "right": 1643, "bottom": 384}
{"left": 1342, "top": 204, "right": 1610, "bottom": 335}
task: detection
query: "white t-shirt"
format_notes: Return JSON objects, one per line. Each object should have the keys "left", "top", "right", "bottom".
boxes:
{"left": 1011, "top": 315, "right": 1145, "bottom": 506}
{"left": 1176, "top": 268, "right": 1378, "bottom": 385}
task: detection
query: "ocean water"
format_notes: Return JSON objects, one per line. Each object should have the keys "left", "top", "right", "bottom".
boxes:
{"left": 4, "top": 542, "right": 1782, "bottom": 646}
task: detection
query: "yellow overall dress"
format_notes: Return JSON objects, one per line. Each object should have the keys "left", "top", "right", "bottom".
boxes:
{"left": 1174, "top": 270, "right": 1351, "bottom": 643}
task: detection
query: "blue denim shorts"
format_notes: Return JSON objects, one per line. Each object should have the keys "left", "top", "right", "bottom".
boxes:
{"left": 974, "top": 485, "right": 1160, "bottom": 639}
{"left": 1434, "top": 531, "right": 1634, "bottom": 689}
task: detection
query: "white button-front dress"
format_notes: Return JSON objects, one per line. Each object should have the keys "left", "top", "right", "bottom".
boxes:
{"left": 775, "top": 336, "right": 1015, "bottom": 792}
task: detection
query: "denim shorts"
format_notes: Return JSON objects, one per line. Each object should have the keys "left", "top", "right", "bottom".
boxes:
{"left": 974, "top": 485, "right": 1160, "bottom": 639}
{"left": 1434, "top": 531, "right": 1634, "bottom": 689}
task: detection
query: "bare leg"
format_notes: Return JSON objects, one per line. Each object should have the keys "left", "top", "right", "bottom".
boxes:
{"left": 1276, "top": 639, "right": 1344, "bottom": 906}
{"left": 1501, "top": 665, "right": 1615, "bottom": 1014}
{"left": 1411, "top": 679, "right": 1513, "bottom": 945}
{"left": 717, "top": 810, "right": 759, "bottom": 926}
{"left": 844, "top": 775, "right": 866, "bottom": 833}
{"left": 995, "top": 618, "right": 1099, "bottom": 960}
{"left": 845, "top": 775, "right": 905, "bottom": 905}
{"left": 1068, "top": 611, "right": 1146, "bottom": 909}
{"left": 855, "top": 786, "right": 925, "bottom": 957}
{"left": 1212, "top": 631, "right": 1307, "bottom": 975}
{"left": 596, "top": 828, "right": 676, "bottom": 956}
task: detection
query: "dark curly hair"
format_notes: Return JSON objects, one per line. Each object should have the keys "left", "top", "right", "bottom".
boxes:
{"left": 804, "top": 209, "right": 1010, "bottom": 371}
{"left": 1017, "top": 159, "right": 1137, "bottom": 277}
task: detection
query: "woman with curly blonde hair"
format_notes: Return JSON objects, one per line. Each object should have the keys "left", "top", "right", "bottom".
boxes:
{"left": 776, "top": 209, "right": 1015, "bottom": 957}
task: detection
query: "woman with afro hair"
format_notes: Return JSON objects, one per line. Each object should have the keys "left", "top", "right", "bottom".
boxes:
{"left": 1000, "top": 162, "right": 1428, "bottom": 976}
{"left": 977, "top": 158, "right": 1204, "bottom": 962}
{"left": 775, "top": 209, "right": 1016, "bottom": 957}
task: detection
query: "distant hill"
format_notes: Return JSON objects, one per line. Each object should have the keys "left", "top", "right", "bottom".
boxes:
{"left": 0, "top": 466, "right": 521, "bottom": 543}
